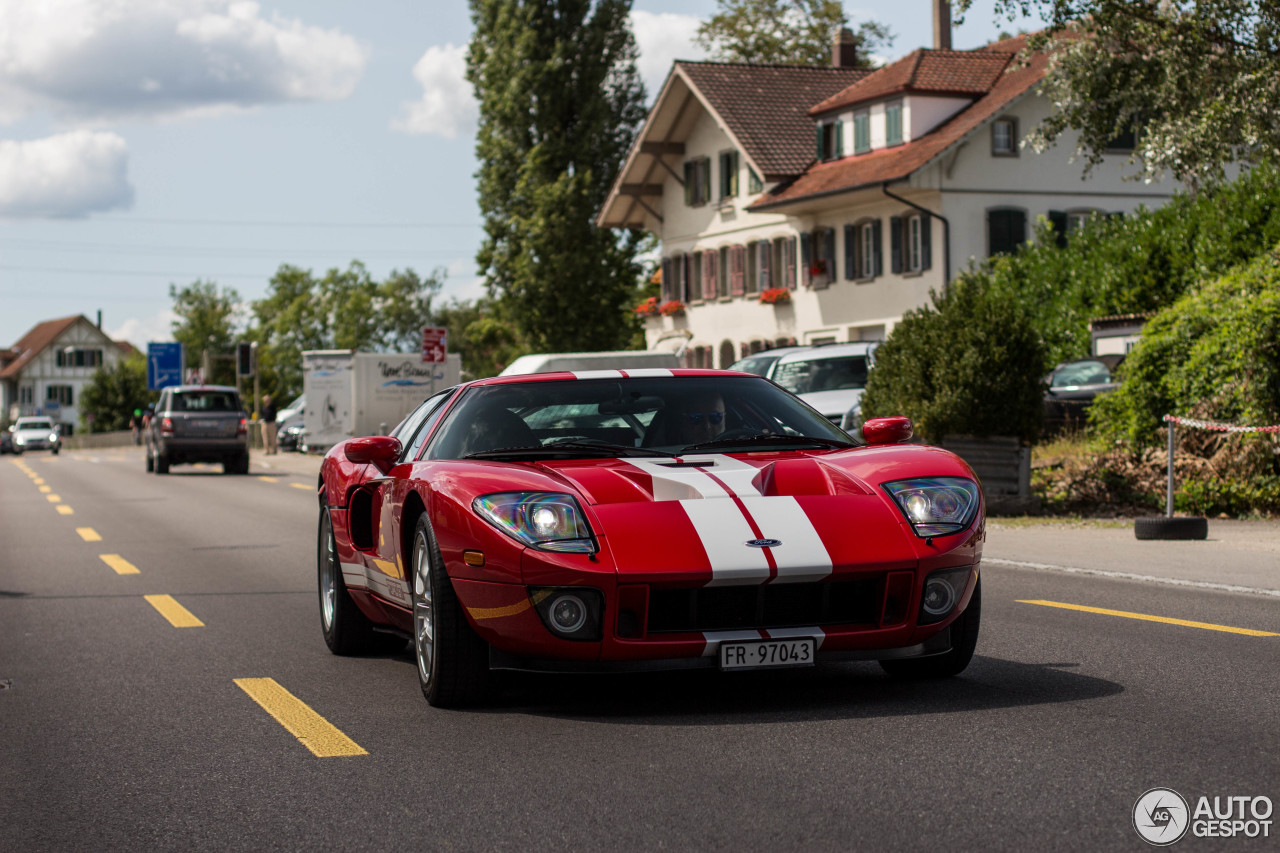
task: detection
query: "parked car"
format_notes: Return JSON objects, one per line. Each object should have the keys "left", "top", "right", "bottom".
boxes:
{"left": 275, "top": 393, "right": 306, "bottom": 452}
{"left": 318, "top": 369, "right": 984, "bottom": 707}
{"left": 1, "top": 426, "right": 13, "bottom": 455}
{"left": 1043, "top": 355, "right": 1125, "bottom": 431}
{"left": 10, "top": 417, "right": 61, "bottom": 455}
{"left": 145, "top": 384, "right": 250, "bottom": 474}
{"left": 769, "top": 342, "right": 879, "bottom": 427}
{"left": 725, "top": 345, "right": 810, "bottom": 378}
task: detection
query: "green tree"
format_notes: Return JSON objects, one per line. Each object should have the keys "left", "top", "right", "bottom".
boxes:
{"left": 169, "top": 280, "right": 241, "bottom": 385}
{"left": 467, "top": 0, "right": 650, "bottom": 352}
{"left": 695, "top": 0, "right": 891, "bottom": 66}
{"left": 79, "top": 352, "right": 154, "bottom": 432}
{"left": 433, "top": 296, "right": 526, "bottom": 379}
{"left": 960, "top": 0, "right": 1280, "bottom": 187}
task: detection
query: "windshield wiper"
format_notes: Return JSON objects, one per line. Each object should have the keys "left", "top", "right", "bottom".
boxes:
{"left": 464, "top": 439, "right": 676, "bottom": 460}
{"left": 682, "top": 433, "right": 854, "bottom": 452}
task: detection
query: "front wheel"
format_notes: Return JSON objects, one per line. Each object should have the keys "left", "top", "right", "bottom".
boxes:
{"left": 412, "top": 515, "right": 491, "bottom": 707}
{"left": 318, "top": 507, "right": 377, "bottom": 655}
{"left": 145, "top": 448, "right": 154, "bottom": 472}
{"left": 880, "top": 577, "right": 981, "bottom": 679}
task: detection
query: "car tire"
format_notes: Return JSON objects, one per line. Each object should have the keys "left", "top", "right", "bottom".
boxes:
{"left": 1134, "top": 515, "right": 1208, "bottom": 541}
{"left": 224, "top": 452, "right": 250, "bottom": 475}
{"left": 412, "top": 514, "right": 491, "bottom": 707}
{"left": 879, "top": 577, "right": 981, "bottom": 680}
{"left": 145, "top": 449, "right": 154, "bottom": 472}
{"left": 51, "top": 447, "right": 59, "bottom": 455}
{"left": 155, "top": 453, "right": 170, "bottom": 474}
{"left": 318, "top": 506, "right": 378, "bottom": 655}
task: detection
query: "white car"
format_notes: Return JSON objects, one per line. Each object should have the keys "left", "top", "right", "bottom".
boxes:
{"left": 726, "top": 345, "right": 811, "bottom": 378}
{"left": 11, "top": 417, "right": 61, "bottom": 455}
{"left": 769, "top": 342, "right": 879, "bottom": 428}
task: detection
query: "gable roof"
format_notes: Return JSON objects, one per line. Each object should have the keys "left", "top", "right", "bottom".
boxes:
{"left": 810, "top": 48, "right": 1014, "bottom": 115}
{"left": 0, "top": 315, "right": 113, "bottom": 380}
{"left": 676, "top": 61, "right": 872, "bottom": 177}
{"left": 751, "top": 38, "right": 1047, "bottom": 211}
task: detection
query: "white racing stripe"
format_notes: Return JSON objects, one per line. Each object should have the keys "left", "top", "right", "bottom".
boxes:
{"left": 739, "top": 496, "right": 833, "bottom": 583}
{"left": 682, "top": 498, "right": 771, "bottom": 584}
{"left": 620, "top": 368, "right": 674, "bottom": 377}
{"left": 571, "top": 369, "right": 624, "bottom": 379}
{"left": 340, "top": 561, "right": 365, "bottom": 587}
{"left": 626, "top": 454, "right": 763, "bottom": 501}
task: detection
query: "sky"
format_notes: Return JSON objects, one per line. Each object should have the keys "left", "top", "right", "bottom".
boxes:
{"left": 0, "top": 0, "right": 1046, "bottom": 350}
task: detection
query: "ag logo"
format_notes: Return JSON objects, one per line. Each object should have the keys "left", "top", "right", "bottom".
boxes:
{"left": 1133, "top": 788, "right": 1190, "bottom": 846}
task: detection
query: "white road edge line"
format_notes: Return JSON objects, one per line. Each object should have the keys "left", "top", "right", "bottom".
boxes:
{"left": 984, "top": 558, "right": 1280, "bottom": 598}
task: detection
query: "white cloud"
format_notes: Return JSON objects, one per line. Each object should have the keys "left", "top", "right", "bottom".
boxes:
{"left": 391, "top": 43, "right": 474, "bottom": 138}
{"left": 0, "top": 131, "right": 133, "bottom": 218}
{"left": 0, "top": 0, "right": 368, "bottom": 125}
{"left": 629, "top": 10, "right": 707, "bottom": 98}
{"left": 107, "top": 307, "right": 178, "bottom": 348}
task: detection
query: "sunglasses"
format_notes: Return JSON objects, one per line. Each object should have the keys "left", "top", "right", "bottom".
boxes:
{"left": 684, "top": 411, "right": 725, "bottom": 425}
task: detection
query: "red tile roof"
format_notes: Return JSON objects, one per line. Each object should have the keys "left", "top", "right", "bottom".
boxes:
{"left": 751, "top": 41, "right": 1047, "bottom": 210}
{"left": 1, "top": 315, "right": 86, "bottom": 379}
{"left": 677, "top": 62, "right": 872, "bottom": 178}
{"left": 811, "top": 48, "right": 1014, "bottom": 115}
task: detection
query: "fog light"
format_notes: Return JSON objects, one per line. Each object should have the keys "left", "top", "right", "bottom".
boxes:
{"left": 549, "top": 594, "right": 587, "bottom": 633}
{"left": 922, "top": 578, "right": 956, "bottom": 616}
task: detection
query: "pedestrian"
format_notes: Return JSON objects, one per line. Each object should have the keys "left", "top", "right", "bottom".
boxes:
{"left": 129, "top": 409, "right": 142, "bottom": 444}
{"left": 261, "top": 394, "right": 278, "bottom": 455}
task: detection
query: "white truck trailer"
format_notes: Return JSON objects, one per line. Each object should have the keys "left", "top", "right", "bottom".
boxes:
{"left": 301, "top": 350, "right": 461, "bottom": 452}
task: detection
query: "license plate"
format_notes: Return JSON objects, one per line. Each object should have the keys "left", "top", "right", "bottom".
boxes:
{"left": 191, "top": 419, "right": 220, "bottom": 429}
{"left": 719, "top": 638, "right": 815, "bottom": 671}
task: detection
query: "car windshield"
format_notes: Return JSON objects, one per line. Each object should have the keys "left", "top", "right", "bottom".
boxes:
{"left": 171, "top": 391, "right": 239, "bottom": 412}
{"left": 19, "top": 420, "right": 54, "bottom": 430}
{"left": 427, "top": 375, "right": 854, "bottom": 459}
{"left": 772, "top": 356, "right": 869, "bottom": 394}
{"left": 1051, "top": 361, "right": 1111, "bottom": 387}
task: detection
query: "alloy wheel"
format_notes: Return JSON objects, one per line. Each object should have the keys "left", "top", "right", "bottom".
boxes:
{"left": 413, "top": 532, "right": 435, "bottom": 686}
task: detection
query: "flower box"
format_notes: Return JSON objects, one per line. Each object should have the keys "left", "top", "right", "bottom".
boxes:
{"left": 759, "top": 288, "right": 791, "bottom": 305}
{"left": 658, "top": 300, "right": 686, "bottom": 316}
{"left": 633, "top": 297, "right": 660, "bottom": 317}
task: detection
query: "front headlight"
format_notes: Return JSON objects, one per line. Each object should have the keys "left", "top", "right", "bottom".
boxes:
{"left": 883, "top": 477, "right": 980, "bottom": 537}
{"left": 473, "top": 492, "right": 597, "bottom": 553}
{"left": 49, "top": 433, "right": 58, "bottom": 442}
{"left": 14, "top": 435, "right": 25, "bottom": 445}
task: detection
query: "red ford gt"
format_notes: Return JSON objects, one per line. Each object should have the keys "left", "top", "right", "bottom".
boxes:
{"left": 318, "top": 369, "right": 985, "bottom": 707}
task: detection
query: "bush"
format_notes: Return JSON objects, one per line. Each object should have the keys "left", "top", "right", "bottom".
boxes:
{"left": 1090, "top": 248, "right": 1280, "bottom": 447}
{"left": 861, "top": 277, "right": 1047, "bottom": 443}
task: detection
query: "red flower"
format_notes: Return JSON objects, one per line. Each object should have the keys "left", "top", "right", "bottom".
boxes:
{"left": 658, "top": 300, "right": 686, "bottom": 316}
{"left": 759, "top": 288, "right": 791, "bottom": 304}
{"left": 634, "top": 297, "right": 660, "bottom": 316}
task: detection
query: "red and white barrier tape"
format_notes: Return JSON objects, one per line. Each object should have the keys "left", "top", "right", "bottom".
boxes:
{"left": 1163, "top": 414, "right": 1280, "bottom": 434}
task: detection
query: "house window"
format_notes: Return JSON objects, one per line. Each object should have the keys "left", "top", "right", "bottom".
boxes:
{"left": 729, "top": 246, "right": 747, "bottom": 296}
{"left": 775, "top": 236, "right": 798, "bottom": 289}
{"left": 992, "top": 118, "right": 1018, "bottom": 156}
{"left": 719, "top": 150, "right": 739, "bottom": 199}
{"left": 845, "top": 220, "right": 881, "bottom": 280}
{"left": 885, "top": 101, "right": 903, "bottom": 146}
{"left": 683, "top": 157, "right": 711, "bottom": 206}
{"left": 1106, "top": 123, "right": 1138, "bottom": 152}
{"left": 816, "top": 120, "right": 843, "bottom": 161}
{"left": 754, "top": 240, "right": 772, "bottom": 292}
{"left": 1048, "top": 210, "right": 1101, "bottom": 247}
{"left": 690, "top": 251, "right": 703, "bottom": 300}
{"left": 805, "top": 228, "right": 836, "bottom": 285}
{"left": 19, "top": 386, "right": 34, "bottom": 405}
{"left": 718, "top": 246, "right": 731, "bottom": 297}
{"left": 747, "top": 167, "right": 763, "bottom": 194}
{"left": 853, "top": 110, "right": 870, "bottom": 154}
{"left": 988, "top": 208, "right": 1027, "bottom": 257}
{"left": 701, "top": 250, "right": 718, "bottom": 300}
{"left": 47, "top": 385, "right": 74, "bottom": 406}
{"left": 889, "top": 213, "right": 932, "bottom": 273}
{"left": 55, "top": 348, "right": 103, "bottom": 368}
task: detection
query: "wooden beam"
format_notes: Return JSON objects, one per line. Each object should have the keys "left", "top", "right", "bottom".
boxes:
{"left": 641, "top": 141, "right": 685, "bottom": 156}
{"left": 620, "top": 183, "right": 664, "bottom": 197}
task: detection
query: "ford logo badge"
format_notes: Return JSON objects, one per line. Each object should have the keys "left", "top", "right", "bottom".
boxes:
{"left": 745, "top": 538, "right": 781, "bottom": 548}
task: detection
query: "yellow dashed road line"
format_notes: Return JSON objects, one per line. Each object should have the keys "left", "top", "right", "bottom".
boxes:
{"left": 34, "top": 478, "right": 45, "bottom": 485}
{"left": 99, "top": 554, "right": 140, "bottom": 575}
{"left": 56, "top": 505, "right": 74, "bottom": 515}
{"left": 39, "top": 485, "right": 51, "bottom": 493}
{"left": 258, "top": 476, "right": 279, "bottom": 483}
{"left": 289, "top": 483, "right": 312, "bottom": 491}
{"left": 144, "top": 594, "right": 204, "bottom": 627}
{"left": 233, "top": 678, "right": 367, "bottom": 758}
{"left": 1018, "top": 600, "right": 1280, "bottom": 637}
{"left": 76, "top": 528, "right": 102, "bottom": 542}
{"left": 46, "top": 494, "right": 61, "bottom": 503}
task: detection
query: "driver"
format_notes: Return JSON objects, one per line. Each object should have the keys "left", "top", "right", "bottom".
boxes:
{"left": 672, "top": 392, "right": 726, "bottom": 446}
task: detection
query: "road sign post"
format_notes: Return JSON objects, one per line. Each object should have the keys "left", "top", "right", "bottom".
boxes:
{"left": 147, "top": 343, "right": 185, "bottom": 391}
{"left": 422, "top": 326, "right": 448, "bottom": 364}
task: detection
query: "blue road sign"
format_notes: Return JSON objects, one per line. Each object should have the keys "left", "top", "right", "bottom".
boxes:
{"left": 147, "top": 343, "right": 185, "bottom": 390}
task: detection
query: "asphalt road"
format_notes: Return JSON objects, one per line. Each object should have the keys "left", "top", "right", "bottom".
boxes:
{"left": 2, "top": 448, "right": 1278, "bottom": 852}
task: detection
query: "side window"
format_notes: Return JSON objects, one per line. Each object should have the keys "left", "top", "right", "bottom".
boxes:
{"left": 400, "top": 389, "right": 456, "bottom": 462}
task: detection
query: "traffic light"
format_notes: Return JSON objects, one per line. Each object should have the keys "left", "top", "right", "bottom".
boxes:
{"left": 236, "top": 341, "right": 255, "bottom": 377}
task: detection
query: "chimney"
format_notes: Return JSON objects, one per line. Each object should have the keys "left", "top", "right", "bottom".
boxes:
{"left": 934, "top": 0, "right": 952, "bottom": 50}
{"left": 96, "top": 310, "right": 102, "bottom": 329}
{"left": 831, "top": 28, "right": 859, "bottom": 67}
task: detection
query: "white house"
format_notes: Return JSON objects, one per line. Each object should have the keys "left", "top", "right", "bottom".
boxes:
{"left": 599, "top": 28, "right": 1180, "bottom": 368}
{"left": 0, "top": 314, "right": 134, "bottom": 434}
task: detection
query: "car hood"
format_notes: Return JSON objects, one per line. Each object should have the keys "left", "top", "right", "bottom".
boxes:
{"left": 15, "top": 427, "right": 56, "bottom": 438}
{"left": 797, "top": 388, "right": 864, "bottom": 418}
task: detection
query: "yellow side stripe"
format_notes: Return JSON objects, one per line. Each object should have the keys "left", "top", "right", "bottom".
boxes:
{"left": 1018, "top": 600, "right": 1280, "bottom": 637}
{"left": 144, "top": 594, "right": 204, "bottom": 627}
{"left": 76, "top": 528, "right": 102, "bottom": 542}
{"left": 233, "top": 678, "right": 367, "bottom": 758}
{"left": 99, "top": 554, "right": 140, "bottom": 575}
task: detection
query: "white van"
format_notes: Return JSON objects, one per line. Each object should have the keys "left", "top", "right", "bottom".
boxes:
{"left": 499, "top": 350, "right": 681, "bottom": 376}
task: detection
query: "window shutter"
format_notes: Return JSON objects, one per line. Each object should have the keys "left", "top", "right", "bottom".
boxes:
{"left": 920, "top": 213, "right": 932, "bottom": 270}
{"left": 745, "top": 242, "right": 757, "bottom": 293}
{"left": 889, "top": 216, "right": 903, "bottom": 273}
{"left": 684, "top": 162, "right": 694, "bottom": 206}
{"left": 801, "top": 232, "right": 812, "bottom": 285}
{"left": 1048, "top": 210, "right": 1068, "bottom": 248}
{"left": 661, "top": 258, "right": 672, "bottom": 302}
{"left": 729, "top": 152, "right": 739, "bottom": 196}
{"left": 834, "top": 122, "right": 844, "bottom": 158}
{"left": 703, "top": 251, "right": 716, "bottom": 300}
{"left": 824, "top": 228, "right": 836, "bottom": 271}
{"left": 731, "top": 246, "right": 745, "bottom": 295}
{"left": 785, "top": 237, "right": 797, "bottom": 289}
{"left": 700, "top": 159, "right": 711, "bottom": 206}
{"left": 872, "top": 219, "right": 883, "bottom": 277}
{"left": 758, "top": 241, "right": 771, "bottom": 291}
{"left": 844, "top": 224, "right": 856, "bottom": 280}
{"left": 816, "top": 124, "right": 825, "bottom": 161}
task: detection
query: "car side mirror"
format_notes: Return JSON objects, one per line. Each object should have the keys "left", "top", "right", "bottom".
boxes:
{"left": 862, "top": 416, "right": 914, "bottom": 445}
{"left": 345, "top": 435, "right": 403, "bottom": 473}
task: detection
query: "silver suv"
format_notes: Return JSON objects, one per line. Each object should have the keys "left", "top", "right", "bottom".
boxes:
{"left": 769, "top": 342, "right": 879, "bottom": 428}
{"left": 145, "top": 385, "right": 249, "bottom": 474}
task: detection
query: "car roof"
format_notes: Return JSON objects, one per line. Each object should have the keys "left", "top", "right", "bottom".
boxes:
{"left": 465, "top": 368, "right": 755, "bottom": 388}
{"left": 163, "top": 384, "right": 240, "bottom": 393}
{"left": 773, "top": 341, "right": 879, "bottom": 364}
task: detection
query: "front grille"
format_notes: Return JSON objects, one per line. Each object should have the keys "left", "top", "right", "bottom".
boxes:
{"left": 646, "top": 577, "right": 882, "bottom": 634}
